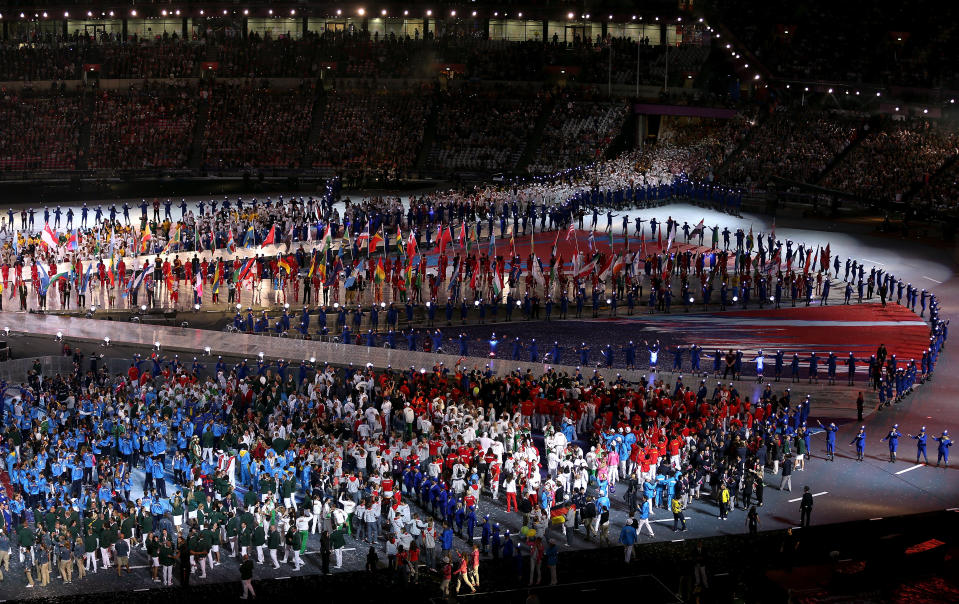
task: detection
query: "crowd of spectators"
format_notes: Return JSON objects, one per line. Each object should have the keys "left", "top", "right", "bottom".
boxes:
{"left": 722, "top": 108, "right": 863, "bottom": 186}
{"left": 202, "top": 81, "right": 313, "bottom": 171}
{"left": 528, "top": 91, "right": 628, "bottom": 174}
{"left": 0, "top": 31, "right": 712, "bottom": 86}
{"left": 0, "top": 93, "right": 80, "bottom": 171}
{"left": 915, "top": 158, "right": 959, "bottom": 211}
{"left": 87, "top": 84, "right": 197, "bottom": 171}
{"left": 651, "top": 113, "right": 755, "bottom": 183}
{"left": 310, "top": 84, "right": 429, "bottom": 174}
{"left": 821, "top": 119, "right": 959, "bottom": 203}
{"left": 429, "top": 85, "right": 541, "bottom": 172}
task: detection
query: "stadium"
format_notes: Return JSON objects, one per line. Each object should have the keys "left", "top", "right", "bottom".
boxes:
{"left": 0, "top": 1, "right": 956, "bottom": 602}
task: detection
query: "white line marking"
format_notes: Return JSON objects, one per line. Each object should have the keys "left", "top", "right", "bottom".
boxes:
{"left": 788, "top": 491, "right": 828, "bottom": 503}
{"left": 870, "top": 517, "right": 883, "bottom": 521}
{"left": 134, "top": 589, "right": 150, "bottom": 592}
{"left": 861, "top": 259, "right": 885, "bottom": 266}
{"left": 671, "top": 539, "right": 684, "bottom": 542}
{"left": 895, "top": 464, "right": 924, "bottom": 475}
{"left": 922, "top": 276, "right": 943, "bottom": 284}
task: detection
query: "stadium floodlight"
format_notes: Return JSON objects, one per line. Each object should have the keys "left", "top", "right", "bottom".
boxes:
{"left": 130, "top": 9, "right": 137, "bottom": 16}
{"left": 243, "top": 9, "right": 249, "bottom": 15}
{"left": 450, "top": 10, "right": 456, "bottom": 16}
{"left": 382, "top": 9, "right": 387, "bottom": 15}
{"left": 290, "top": 9, "right": 296, "bottom": 15}
{"left": 568, "top": 12, "right": 575, "bottom": 19}
{"left": 336, "top": 9, "right": 342, "bottom": 15}
{"left": 754, "top": 74, "right": 760, "bottom": 80}
{"left": 518, "top": 12, "right": 522, "bottom": 17}
{"left": 175, "top": 10, "right": 181, "bottom": 16}
{"left": 223, "top": 9, "right": 228, "bottom": 15}
{"left": 472, "top": 10, "right": 477, "bottom": 16}
{"left": 358, "top": 8, "right": 365, "bottom": 16}
{"left": 161, "top": 9, "right": 167, "bottom": 16}
{"left": 828, "top": 88, "right": 833, "bottom": 93}
{"left": 64, "top": 11, "right": 68, "bottom": 17}
{"left": 426, "top": 9, "right": 432, "bottom": 16}
{"left": 267, "top": 9, "right": 272, "bottom": 15}
{"left": 404, "top": 10, "right": 409, "bottom": 16}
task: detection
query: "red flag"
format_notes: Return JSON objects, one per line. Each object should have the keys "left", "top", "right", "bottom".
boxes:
{"left": 261, "top": 225, "right": 276, "bottom": 247}
{"left": 369, "top": 231, "right": 384, "bottom": 254}
{"left": 438, "top": 226, "right": 452, "bottom": 254}
{"left": 406, "top": 231, "right": 417, "bottom": 260}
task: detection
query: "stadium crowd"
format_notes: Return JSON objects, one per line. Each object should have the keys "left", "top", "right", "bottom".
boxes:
{"left": 202, "top": 81, "right": 313, "bottom": 171}
{"left": 309, "top": 85, "right": 429, "bottom": 175}
{"left": 821, "top": 119, "right": 959, "bottom": 203}
{"left": 0, "top": 94, "right": 80, "bottom": 171}
{"left": 87, "top": 84, "right": 197, "bottom": 171}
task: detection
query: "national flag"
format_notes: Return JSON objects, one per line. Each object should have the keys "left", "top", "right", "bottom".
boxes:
{"left": 690, "top": 219, "right": 705, "bottom": 239}
{"left": 227, "top": 230, "right": 236, "bottom": 252}
{"left": 437, "top": 225, "right": 453, "bottom": 254}
{"left": 140, "top": 222, "right": 153, "bottom": 252}
{"left": 80, "top": 263, "right": 93, "bottom": 292}
{"left": 374, "top": 258, "right": 386, "bottom": 284}
{"left": 575, "top": 254, "right": 599, "bottom": 280}
{"left": 488, "top": 232, "right": 496, "bottom": 257}
{"left": 124, "top": 267, "right": 147, "bottom": 298}
{"left": 355, "top": 222, "right": 371, "bottom": 249}
{"left": 665, "top": 223, "right": 675, "bottom": 252}
{"left": 261, "top": 224, "right": 276, "bottom": 248}
{"left": 587, "top": 233, "right": 595, "bottom": 253}
{"left": 394, "top": 226, "right": 403, "bottom": 255}
{"left": 746, "top": 226, "right": 754, "bottom": 251}
{"left": 41, "top": 224, "right": 58, "bottom": 249}
{"left": 308, "top": 252, "right": 317, "bottom": 278}
{"left": 48, "top": 264, "right": 71, "bottom": 283}
{"left": 552, "top": 230, "right": 560, "bottom": 259}
{"left": 492, "top": 263, "right": 504, "bottom": 297}
{"left": 369, "top": 230, "right": 384, "bottom": 255}
{"left": 566, "top": 224, "right": 575, "bottom": 241}
{"left": 212, "top": 262, "right": 222, "bottom": 294}
{"left": 236, "top": 258, "right": 256, "bottom": 282}
{"left": 612, "top": 254, "right": 627, "bottom": 277}
{"left": 406, "top": 231, "right": 417, "bottom": 260}
{"left": 163, "top": 224, "right": 181, "bottom": 254}
{"left": 598, "top": 254, "right": 615, "bottom": 281}
{"left": 36, "top": 262, "right": 50, "bottom": 291}
{"left": 65, "top": 229, "right": 78, "bottom": 251}
{"left": 321, "top": 224, "right": 333, "bottom": 254}
{"left": 278, "top": 256, "right": 292, "bottom": 275}
{"left": 243, "top": 225, "right": 255, "bottom": 248}
{"left": 458, "top": 222, "right": 467, "bottom": 250}
{"left": 194, "top": 273, "right": 203, "bottom": 300}
{"left": 530, "top": 255, "right": 545, "bottom": 287}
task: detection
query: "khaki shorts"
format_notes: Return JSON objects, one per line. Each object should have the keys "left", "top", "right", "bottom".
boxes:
{"left": 118, "top": 556, "right": 129, "bottom": 566}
